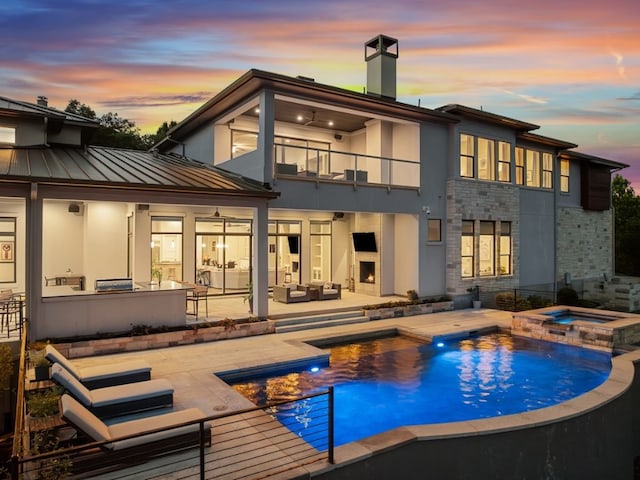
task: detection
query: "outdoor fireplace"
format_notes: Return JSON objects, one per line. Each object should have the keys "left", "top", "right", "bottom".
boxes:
{"left": 359, "top": 261, "right": 375, "bottom": 284}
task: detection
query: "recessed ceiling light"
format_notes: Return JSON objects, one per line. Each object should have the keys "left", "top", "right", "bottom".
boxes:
{"left": 297, "top": 115, "right": 303, "bottom": 121}
{"left": 328, "top": 121, "right": 334, "bottom": 127}
{"left": 254, "top": 108, "right": 260, "bottom": 114}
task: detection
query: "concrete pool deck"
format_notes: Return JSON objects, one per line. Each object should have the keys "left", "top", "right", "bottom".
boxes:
{"left": 68, "top": 308, "right": 640, "bottom": 479}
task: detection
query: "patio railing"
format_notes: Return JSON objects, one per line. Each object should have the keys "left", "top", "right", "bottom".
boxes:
{"left": 274, "top": 143, "right": 420, "bottom": 188}
{"left": 10, "top": 359, "right": 334, "bottom": 480}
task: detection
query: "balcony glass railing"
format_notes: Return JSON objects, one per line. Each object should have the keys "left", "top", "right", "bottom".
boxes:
{"left": 273, "top": 144, "right": 419, "bottom": 188}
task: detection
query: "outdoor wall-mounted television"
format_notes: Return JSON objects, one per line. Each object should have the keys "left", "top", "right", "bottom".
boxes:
{"left": 352, "top": 232, "right": 377, "bottom": 252}
{"left": 287, "top": 236, "right": 300, "bottom": 254}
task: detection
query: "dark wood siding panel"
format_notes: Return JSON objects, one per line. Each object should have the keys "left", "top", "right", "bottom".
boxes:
{"left": 581, "top": 164, "right": 611, "bottom": 211}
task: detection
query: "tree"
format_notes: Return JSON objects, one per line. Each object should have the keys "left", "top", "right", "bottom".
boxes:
{"left": 64, "top": 99, "right": 160, "bottom": 150}
{"left": 612, "top": 174, "right": 640, "bottom": 275}
{"left": 141, "top": 120, "right": 178, "bottom": 149}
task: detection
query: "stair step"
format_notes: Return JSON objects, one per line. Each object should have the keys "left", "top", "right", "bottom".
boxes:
{"left": 273, "top": 311, "right": 363, "bottom": 327}
{"left": 275, "top": 315, "right": 369, "bottom": 333}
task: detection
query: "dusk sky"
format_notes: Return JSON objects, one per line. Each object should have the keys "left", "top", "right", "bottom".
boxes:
{"left": 2, "top": 0, "right": 639, "bottom": 186}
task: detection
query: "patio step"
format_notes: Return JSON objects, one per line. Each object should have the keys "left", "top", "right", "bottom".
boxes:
{"left": 274, "top": 311, "right": 369, "bottom": 333}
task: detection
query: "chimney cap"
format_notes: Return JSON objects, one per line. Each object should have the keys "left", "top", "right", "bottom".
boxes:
{"left": 36, "top": 95, "right": 48, "bottom": 107}
{"left": 365, "top": 34, "right": 398, "bottom": 60}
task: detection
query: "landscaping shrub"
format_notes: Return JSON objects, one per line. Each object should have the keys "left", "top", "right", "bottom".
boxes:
{"left": 527, "top": 295, "right": 553, "bottom": 309}
{"left": 557, "top": 287, "right": 579, "bottom": 306}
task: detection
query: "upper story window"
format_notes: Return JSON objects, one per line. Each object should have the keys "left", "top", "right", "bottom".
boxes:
{"left": 0, "top": 126, "right": 16, "bottom": 144}
{"left": 560, "top": 158, "right": 570, "bottom": 193}
{"left": 231, "top": 130, "right": 258, "bottom": 158}
{"left": 477, "top": 137, "right": 495, "bottom": 180}
{"left": 526, "top": 150, "right": 540, "bottom": 187}
{"left": 460, "top": 134, "right": 511, "bottom": 182}
{"left": 460, "top": 134, "right": 474, "bottom": 178}
{"left": 542, "top": 153, "right": 553, "bottom": 189}
{"left": 515, "top": 148, "right": 524, "bottom": 185}
{"left": 498, "top": 141, "right": 511, "bottom": 182}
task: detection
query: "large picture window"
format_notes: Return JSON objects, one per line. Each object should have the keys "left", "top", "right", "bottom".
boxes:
{"left": 461, "top": 220, "right": 474, "bottom": 278}
{"left": 196, "top": 218, "right": 252, "bottom": 293}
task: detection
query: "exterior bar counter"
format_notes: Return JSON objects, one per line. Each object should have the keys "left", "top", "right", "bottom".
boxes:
{"left": 37, "top": 281, "right": 189, "bottom": 340}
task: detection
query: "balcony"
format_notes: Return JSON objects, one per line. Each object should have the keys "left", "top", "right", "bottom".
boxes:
{"left": 273, "top": 144, "right": 419, "bottom": 189}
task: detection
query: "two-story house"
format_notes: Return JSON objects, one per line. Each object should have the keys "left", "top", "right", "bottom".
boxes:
{"left": 0, "top": 34, "right": 627, "bottom": 340}
{"left": 155, "top": 35, "right": 627, "bottom": 304}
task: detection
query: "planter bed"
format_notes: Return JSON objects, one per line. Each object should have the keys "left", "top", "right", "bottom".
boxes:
{"left": 51, "top": 320, "right": 275, "bottom": 359}
{"left": 363, "top": 301, "right": 453, "bottom": 320}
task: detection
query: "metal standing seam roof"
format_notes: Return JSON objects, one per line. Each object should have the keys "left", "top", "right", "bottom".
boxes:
{"left": 0, "top": 145, "right": 277, "bottom": 196}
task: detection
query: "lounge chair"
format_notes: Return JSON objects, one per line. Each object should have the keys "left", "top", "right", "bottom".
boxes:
{"left": 51, "top": 363, "right": 173, "bottom": 418}
{"left": 60, "top": 394, "right": 211, "bottom": 476}
{"left": 45, "top": 344, "right": 151, "bottom": 389}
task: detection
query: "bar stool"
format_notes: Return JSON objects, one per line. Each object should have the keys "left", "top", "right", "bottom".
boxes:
{"left": 186, "top": 285, "right": 209, "bottom": 320}
{"left": 0, "top": 290, "right": 21, "bottom": 337}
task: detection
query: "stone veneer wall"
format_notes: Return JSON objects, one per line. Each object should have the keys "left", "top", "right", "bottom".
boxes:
{"left": 446, "top": 179, "right": 520, "bottom": 297}
{"left": 556, "top": 207, "right": 613, "bottom": 282}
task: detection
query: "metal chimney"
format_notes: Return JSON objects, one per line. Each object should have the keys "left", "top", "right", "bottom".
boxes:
{"left": 36, "top": 96, "right": 48, "bottom": 107}
{"left": 365, "top": 35, "right": 398, "bottom": 100}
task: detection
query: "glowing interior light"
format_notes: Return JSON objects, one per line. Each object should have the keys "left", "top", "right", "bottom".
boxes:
{"left": 310, "top": 366, "right": 320, "bottom": 373}
{"left": 436, "top": 342, "right": 445, "bottom": 348}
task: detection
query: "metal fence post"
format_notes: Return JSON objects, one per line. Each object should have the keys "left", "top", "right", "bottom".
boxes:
{"left": 199, "top": 421, "right": 206, "bottom": 479}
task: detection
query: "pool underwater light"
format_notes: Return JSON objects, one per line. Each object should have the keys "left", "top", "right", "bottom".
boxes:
{"left": 310, "top": 366, "right": 320, "bottom": 373}
{"left": 436, "top": 342, "right": 445, "bottom": 348}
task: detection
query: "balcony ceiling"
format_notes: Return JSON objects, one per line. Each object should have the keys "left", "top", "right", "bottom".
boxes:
{"left": 247, "top": 99, "right": 371, "bottom": 133}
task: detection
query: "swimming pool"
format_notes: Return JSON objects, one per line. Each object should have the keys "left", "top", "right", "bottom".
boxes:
{"left": 229, "top": 333, "right": 611, "bottom": 447}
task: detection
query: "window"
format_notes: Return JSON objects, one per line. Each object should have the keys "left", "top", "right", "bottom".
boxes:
{"left": 479, "top": 221, "right": 495, "bottom": 276}
{"left": 460, "top": 134, "right": 474, "bottom": 178}
{"left": 461, "top": 220, "right": 474, "bottom": 278}
{"left": 498, "top": 141, "right": 511, "bottom": 182}
{"left": 310, "top": 221, "right": 332, "bottom": 282}
{"left": 151, "top": 216, "right": 183, "bottom": 283}
{"left": 0, "top": 217, "right": 16, "bottom": 283}
{"left": 231, "top": 130, "right": 258, "bottom": 158}
{"left": 526, "top": 150, "right": 540, "bottom": 187}
{"left": 427, "top": 219, "right": 441, "bottom": 242}
{"left": 515, "top": 148, "right": 524, "bottom": 185}
{"left": 499, "top": 222, "right": 511, "bottom": 275}
{"left": 477, "top": 138, "right": 495, "bottom": 180}
{"left": 542, "top": 153, "right": 553, "bottom": 189}
{"left": 560, "top": 158, "right": 570, "bottom": 192}
{"left": 0, "top": 126, "right": 15, "bottom": 145}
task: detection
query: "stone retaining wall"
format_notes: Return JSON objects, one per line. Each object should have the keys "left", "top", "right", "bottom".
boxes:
{"left": 53, "top": 321, "right": 275, "bottom": 359}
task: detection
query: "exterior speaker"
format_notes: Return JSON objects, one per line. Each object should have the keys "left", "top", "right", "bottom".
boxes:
{"left": 334, "top": 212, "right": 344, "bottom": 219}
{"left": 68, "top": 204, "right": 80, "bottom": 213}
{"left": 137, "top": 204, "right": 150, "bottom": 211}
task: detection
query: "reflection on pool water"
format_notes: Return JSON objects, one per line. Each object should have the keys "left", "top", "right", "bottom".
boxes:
{"left": 229, "top": 333, "right": 611, "bottom": 447}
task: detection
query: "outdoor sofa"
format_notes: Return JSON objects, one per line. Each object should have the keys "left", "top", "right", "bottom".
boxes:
{"left": 61, "top": 394, "right": 211, "bottom": 476}
{"left": 51, "top": 363, "right": 173, "bottom": 418}
{"left": 45, "top": 344, "right": 151, "bottom": 389}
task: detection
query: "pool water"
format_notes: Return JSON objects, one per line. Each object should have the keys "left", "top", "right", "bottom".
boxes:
{"left": 230, "top": 333, "right": 611, "bottom": 447}
{"left": 548, "top": 314, "right": 606, "bottom": 325}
